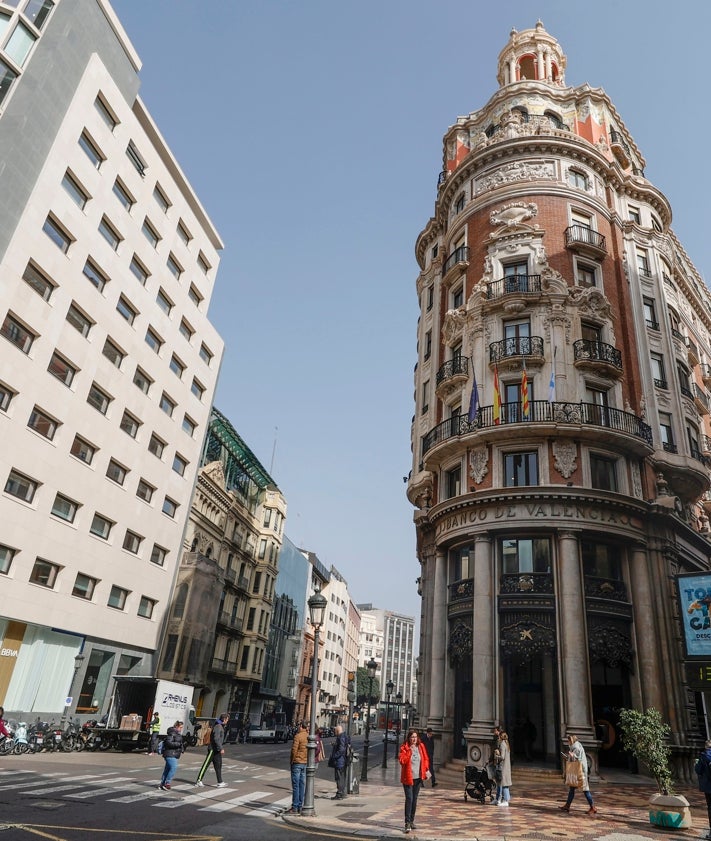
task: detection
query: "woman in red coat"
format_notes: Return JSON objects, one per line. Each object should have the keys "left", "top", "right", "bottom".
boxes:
{"left": 398, "top": 728, "right": 430, "bottom": 834}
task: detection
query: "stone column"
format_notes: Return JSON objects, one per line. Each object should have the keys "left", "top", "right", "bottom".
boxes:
{"left": 509, "top": 57, "right": 517, "bottom": 84}
{"left": 537, "top": 48, "right": 545, "bottom": 81}
{"left": 463, "top": 533, "right": 496, "bottom": 764}
{"left": 544, "top": 51, "right": 552, "bottom": 81}
{"left": 429, "top": 549, "right": 447, "bottom": 726}
{"left": 629, "top": 542, "right": 663, "bottom": 711}
{"left": 557, "top": 530, "right": 594, "bottom": 739}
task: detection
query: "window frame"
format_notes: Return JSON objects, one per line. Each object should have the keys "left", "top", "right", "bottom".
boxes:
{"left": 5, "top": 469, "right": 38, "bottom": 503}
{"left": 51, "top": 492, "right": 79, "bottom": 523}
{"left": 72, "top": 572, "right": 97, "bottom": 600}
{"left": 27, "top": 405, "right": 59, "bottom": 440}
{"left": 61, "top": 169, "right": 90, "bottom": 209}
{"left": 106, "top": 458, "right": 128, "bottom": 486}
{"left": 503, "top": 450, "right": 539, "bottom": 487}
{"left": 89, "top": 512, "right": 114, "bottom": 540}
{"left": 1, "top": 312, "right": 36, "bottom": 353}
{"left": 138, "top": 596, "right": 156, "bottom": 619}
{"left": 83, "top": 257, "right": 109, "bottom": 292}
{"left": 86, "top": 382, "right": 112, "bottom": 415}
{"left": 70, "top": 435, "right": 96, "bottom": 465}
{"left": 78, "top": 130, "right": 104, "bottom": 169}
{"left": 108, "top": 585, "right": 128, "bottom": 610}
{"left": 66, "top": 302, "right": 93, "bottom": 337}
{"left": 30, "top": 558, "right": 60, "bottom": 588}
{"left": 22, "top": 262, "right": 55, "bottom": 300}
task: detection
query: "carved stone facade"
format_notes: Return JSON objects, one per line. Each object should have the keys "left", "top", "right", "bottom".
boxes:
{"left": 408, "top": 22, "right": 711, "bottom": 780}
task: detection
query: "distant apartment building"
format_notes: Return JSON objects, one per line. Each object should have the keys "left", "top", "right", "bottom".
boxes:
{"left": 358, "top": 605, "right": 416, "bottom": 703}
{"left": 158, "top": 408, "right": 285, "bottom": 722}
{"left": 0, "top": 0, "right": 223, "bottom": 719}
{"left": 262, "top": 536, "right": 310, "bottom": 723}
{"left": 296, "top": 550, "right": 329, "bottom": 726}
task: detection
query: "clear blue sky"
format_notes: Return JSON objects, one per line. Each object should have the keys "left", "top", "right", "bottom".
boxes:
{"left": 111, "top": 0, "right": 710, "bottom": 621}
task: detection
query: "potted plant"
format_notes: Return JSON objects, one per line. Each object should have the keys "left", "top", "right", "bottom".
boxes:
{"left": 618, "top": 707, "right": 691, "bottom": 829}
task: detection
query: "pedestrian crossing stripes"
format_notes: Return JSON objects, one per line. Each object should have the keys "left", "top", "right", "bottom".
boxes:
{"left": 2, "top": 769, "right": 291, "bottom": 818}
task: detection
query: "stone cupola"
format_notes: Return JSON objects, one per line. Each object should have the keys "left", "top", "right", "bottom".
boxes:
{"left": 496, "top": 20, "right": 566, "bottom": 87}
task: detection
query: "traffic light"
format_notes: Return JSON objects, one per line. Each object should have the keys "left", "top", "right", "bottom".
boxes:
{"left": 347, "top": 671, "right": 355, "bottom": 694}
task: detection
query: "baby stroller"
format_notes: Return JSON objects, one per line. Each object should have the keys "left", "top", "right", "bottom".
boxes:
{"left": 464, "top": 764, "right": 496, "bottom": 802}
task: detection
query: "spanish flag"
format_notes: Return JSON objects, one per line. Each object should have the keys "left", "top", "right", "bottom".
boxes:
{"left": 493, "top": 365, "right": 501, "bottom": 425}
{"left": 521, "top": 359, "right": 530, "bottom": 421}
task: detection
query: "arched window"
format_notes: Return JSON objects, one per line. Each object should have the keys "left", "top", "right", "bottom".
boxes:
{"left": 512, "top": 106, "right": 529, "bottom": 123}
{"left": 544, "top": 110, "right": 565, "bottom": 130}
{"left": 518, "top": 54, "right": 537, "bottom": 80}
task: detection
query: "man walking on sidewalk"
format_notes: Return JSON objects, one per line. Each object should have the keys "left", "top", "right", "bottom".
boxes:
{"left": 195, "top": 713, "right": 229, "bottom": 787}
{"left": 329, "top": 725, "right": 349, "bottom": 799}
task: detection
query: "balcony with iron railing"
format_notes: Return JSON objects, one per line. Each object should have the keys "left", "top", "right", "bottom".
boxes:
{"left": 489, "top": 335, "right": 544, "bottom": 365}
{"left": 564, "top": 225, "right": 607, "bottom": 257}
{"left": 680, "top": 383, "right": 694, "bottom": 402}
{"left": 486, "top": 274, "right": 542, "bottom": 300}
{"left": 211, "top": 656, "right": 238, "bottom": 675}
{"left": 584, "top": 575, "right": 628, "bottom": 602}
{"left": 695, "top": 384, "right": 710, "bottom": 414}
{"left": 217, "top": 611, "right": 244, "bottom": 633}
{"left": 687, "top": 338, "right": 701, "bottom": 365}
{"left": 436, "top": 356, "right": 469, "bottom": 387}
{"left": 573, "top": 339, "right": 623, "bottom": 377}
{"left": 645, "top": 318, "right": 660, "bottom": 331}
{"left": 662, "top": 441, "right": 678, "bottom": 454}
{"left": 442, "top": 245, "right": 470, "bottom": 279}
{"left": 422, "top": 399, "right": 653, "bottom": 456}
{"left": 609, "top": 129, "right": 632, "bottom": 167}
{"left": 653, "top": 378, "right": 668, "bottom": 390}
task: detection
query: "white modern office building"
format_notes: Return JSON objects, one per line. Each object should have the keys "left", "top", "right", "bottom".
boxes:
{"left": 0, "top": 0, "right": 223, "bottom": 718}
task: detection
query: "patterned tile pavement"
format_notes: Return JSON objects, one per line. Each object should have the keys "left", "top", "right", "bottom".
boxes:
{"left": 286, "top": 779, "right": 711, "bottom": 840}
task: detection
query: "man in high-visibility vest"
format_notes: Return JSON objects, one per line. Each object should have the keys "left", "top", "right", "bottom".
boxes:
{"left": 148, "top": 713, "right": 161, "bottom": 755}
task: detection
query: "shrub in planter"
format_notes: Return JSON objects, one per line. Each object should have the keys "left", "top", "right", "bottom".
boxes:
{"left": 618, "top": 707, "right": 691, "bottom": 830}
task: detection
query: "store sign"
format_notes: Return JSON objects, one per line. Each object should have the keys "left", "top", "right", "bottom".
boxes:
{"left": 677, "top": 573, "right": 711, "bottom": 657}
{"left": 0, "top": 648, "right": 19, "bottom": 657}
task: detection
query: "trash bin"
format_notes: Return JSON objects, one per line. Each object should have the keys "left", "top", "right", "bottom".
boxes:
{"left": 348, "top": 753, "right": 360, "bottom": 795}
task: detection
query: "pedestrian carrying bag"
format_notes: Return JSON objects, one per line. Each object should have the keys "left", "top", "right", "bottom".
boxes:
{"left": 564, "top": 759, "right": 583, "bottom": 788}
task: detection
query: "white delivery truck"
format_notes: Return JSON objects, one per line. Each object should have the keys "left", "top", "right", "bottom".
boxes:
{"left": 99, "top": 676, "right": 196, "bottom": 751}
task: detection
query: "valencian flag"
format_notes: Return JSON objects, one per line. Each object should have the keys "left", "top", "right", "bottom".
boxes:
{"left": 521, "top": 359, "right": 530, "bottom": 420}
{"left": 548, "top": 346, "right": 557, "bottom": 403}
{"left": 493, "top": 365, "right": 501, "bottom": 425}
{"left": 468, "top": 369, "right": 479, "bottom": 424}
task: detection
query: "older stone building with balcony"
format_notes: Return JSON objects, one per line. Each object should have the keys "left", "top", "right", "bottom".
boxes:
{"left": 408, "top": 22, "right": 711, "bottom": 778}
{"left": 158, "top": 407, "right": 286, "bottom": 722}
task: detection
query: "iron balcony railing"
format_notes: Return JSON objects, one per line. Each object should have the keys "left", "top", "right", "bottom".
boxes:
{"left": 442, "top": 245, "right": 470, "bottom": 275}
{"left": 489, "top": 335, "right": 544, "bottom": 363}
{"left": 487, "top": 274, "right": 542, "bottom": 299}
{"left": 696, "top": 384, "right": 710, "bottom": 407}
{"left": 422, "top": 399, "right": 653, "bottom": 454}
{"left": 211, "top": 657, "right": 238, "bottom": 674}
{"left": 671, "top": 327, "right": 685, "bottom": 342}
{"left": 662, "top": 441, "right": 678, "bottom": 454}
{"left": 609, "top": 129, "right": 631, "bottom": 157}
{"left": 449, "top": 579, "right": 473, "bottom": 603}
{"left": 436, "top": 356, "right": 469, "bottom": 386}
{"left": 564, "top": 224, "right": 607, "bottom": 252}
{"left": 573, "top": 339, "right": 623, "bottom": 370}
{"left": 653, "top": 378, "right": 668, "bottom": 389}
{"left": 691, "top": 448, "right": 711, "bottom": 467}
{"left": 645, "top": 318, "right": 659, "bottom": 330}
{"left": 217, "top": 611, "right": 244, "bottom": 632}
{"left": 680, "top": 384, "right": 694, "bottom": 401}
{"left": 584, "top": 575, "right": 628, "bottom": 602}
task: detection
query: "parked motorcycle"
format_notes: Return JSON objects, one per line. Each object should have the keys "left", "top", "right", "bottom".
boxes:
{"left": 27, "top": 719, "right": 49, "bottom": 753}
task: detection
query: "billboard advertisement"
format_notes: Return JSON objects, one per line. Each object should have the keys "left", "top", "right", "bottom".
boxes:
{"left": 677, "top": 573, "right": 711, "bottom": 658}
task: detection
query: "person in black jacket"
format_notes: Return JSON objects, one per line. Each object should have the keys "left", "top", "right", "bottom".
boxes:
{"left": 159, "top": 721, "right": 184, "bottom": 790}
{"left": 421, "top": 728, "right": 437, "bottom": 787}
{"left": 329, "top": 725, "right": 348, "bottom": 799}
{"left": 195, "top": 713, "right": 229, "bottom": 787}
{"left": 695, "top": 739, "right": 711, "bottom": 837}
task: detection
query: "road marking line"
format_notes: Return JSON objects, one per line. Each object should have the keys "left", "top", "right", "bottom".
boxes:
{"left": 198, "top": 791, "right": 271, "bottom": 813}
{"left": 245, "top": 795, "right": 292, "bottom": 816}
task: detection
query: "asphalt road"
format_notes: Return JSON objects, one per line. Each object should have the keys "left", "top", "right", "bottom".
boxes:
{"left": 0, "top": 731, "right": 390, "bottom": 841}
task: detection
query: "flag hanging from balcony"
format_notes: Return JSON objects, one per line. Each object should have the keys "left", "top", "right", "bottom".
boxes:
{"left": 467, "top": 369, "right": 479, "bottom": 424}
{"left": 548, "top": 347, "right": 557, "bottom": 403}
{"left": 493, "top": 365, "right": 501, "bottom": 425}
{"left": 521, "top": 359, "right": 530, "bottom": 420}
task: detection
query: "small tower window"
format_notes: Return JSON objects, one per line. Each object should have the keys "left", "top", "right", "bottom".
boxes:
{"left": 544, "top": 110, "right": 565, "bottom": 130}
{"left": 518, "top": 54, "right": 537, "bottom": 80}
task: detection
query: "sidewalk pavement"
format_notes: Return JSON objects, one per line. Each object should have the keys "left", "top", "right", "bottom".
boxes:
{"left": 282, "top": 762, "right": 711, "bottom": 840}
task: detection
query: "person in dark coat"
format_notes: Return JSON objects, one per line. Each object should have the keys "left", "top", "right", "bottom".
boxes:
{"left": 695, "top": 739, "right": 711, "bottom": 837}
{"left": 421, "top": 728, "right": 437, "bottom": 787}
{"left": 159, "top": 721, "right": 184, "bottom": 790}
{"left": 329, "top": 725, "right": 348, "bottom": 799}
{"left": 195, "top": 713, "right": 229, "bottom": 787}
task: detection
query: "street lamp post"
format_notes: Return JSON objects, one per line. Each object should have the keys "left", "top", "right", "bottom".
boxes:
{"left": 393, "top": 691, "right": 403, "bottom": 758}
{"left": 381, "top": 679, "right": 394, "bottom": 769}
{"left": 360, "top": 658, "right": 378, "bottom": 782}
{"left": 302, "top": 589, "right": 327, "bottom": 818}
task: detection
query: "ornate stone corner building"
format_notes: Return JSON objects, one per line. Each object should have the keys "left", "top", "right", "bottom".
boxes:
{"left": 158, "top": 408, "right": 286, "bottom": 723}
{"left": 407, "top": 22, "right": 711, "bottom": 779}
